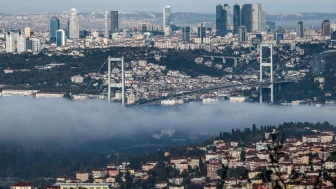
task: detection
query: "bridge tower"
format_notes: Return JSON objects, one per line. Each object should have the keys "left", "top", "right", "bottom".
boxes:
{"left": 259, "top": 44, "right": 274, "bottom": 104}
{"left": 108, "top": 56, "right": 125, "bottom": 107}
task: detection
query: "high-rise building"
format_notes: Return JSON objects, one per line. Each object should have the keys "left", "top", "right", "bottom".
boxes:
{"left": 104, "top": 11, "right": 110, "bottom": 38}
{"left": 223, "top": 4, "right": 231, "bottom": 31}
{"left": 6, "top": 31, "right": 26, "bottom": 53}
{"left": 233, "top": 4, "right": 241, "bottom": 34}
{"left": 252, "top": 4, "right": 262, "bottom": 32}
{"left": 296, "top": 21, "right": 304, "bottom": 38}
{"left": 50, "top": 16, "right": 60, "bottom": 43}
{"left": 260, "top": 10, "right": 266, "bottom": 31}
{"left": 69, "top": 8, "right": 79, "bottom": 39}
{"left": 109, "top": 11, "right": 119, "bottom": 32}
{"left": 56, "top": 29, "right": 66, "bottom": 46}
{"left": 32, "top": 38, "right": 41, "bottom": 53}
{"left": 321, "top": 19, "right": 331, "bottom": 37}
{"left": 17, "top": 31, "right": 26, "bottom": 53}
{"left": 182, "top": 26, "right": 190, "bottom": 42}
{"left": 163, "top": 6, "right": 172, "bottom": 36}
{"left": 216, "top": 4, "right": 228, "bottom": 36}
{"left": 24, "top": 27, "right": 31, "bottom": 38}
{"left": 5, "top": 32, "right": 15, "bottom": 53}
{"left": 238, "top": 26, "right": 247, "bottom": 42}
{"left": 242, "top": 4, "right": 263, "bottom": 32}
{"left": 197, "top": 25, "right": 206, "bottom": 40}
{"left": 241, "top": 4, "right": 252, "bottom": 32}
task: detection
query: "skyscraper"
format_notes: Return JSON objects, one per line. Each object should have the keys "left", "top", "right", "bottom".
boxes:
{"left": 50, "top": 16, "right": 60, "bottom": 43}
{"left": 17, "top": 31, "right": 26, "bottom": 53}
{"left": 223, "top": 4, "right": 231, "bottom": 31}
{"left": 242, "top": 4, "right": 263, "bottom": 32}
{"left": 260, "top": 10, "right": 266, "bottom": 31}
{"left": 322, "top": 19, "right": 331, "bottom": 37}
{"left": 69, "top": 8, "right": 79, "bottom": 39}
{"left": 182, "top": 26, "right": 190, "bottom": 42}
{"left": 233, "top": 4, "right": 241, "bottom": 34}
{"left": 104, "top": 11, "right": 110, "bottom": 38}
{"left": 5, "top": 32, "right": 15, "bottom": 53}
{"left": 6, "top": 31, "right": 26, "bottom": 53}
{"left": 296, "top": 21, "right": 304, "bottom": 38}
{"left": 56, "top": 29, "right": 66, "bottom": 46}
{"left": 252, "top": 4, "right": 262, "bottom": 32}
{"left": 241, "top": 4, "right": 253, "bottom": 32}
{"left": 197, "top": 25, "right": 206, "bottom": 43}
{"left": 163, "top": 6, "right": 172, "bottom": 36}
{"left": 110, "top": 11, "right": 119, "bottom": 32}
{"left": 238, "top": 26, "right": 247, "bottom": 42}
{"left": 216, "top": 4, "right": 228, "bottom": 36}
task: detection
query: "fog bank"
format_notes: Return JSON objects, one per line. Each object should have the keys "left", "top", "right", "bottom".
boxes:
{"left": 0, "top": 97, "right": 335, "bottom": 142}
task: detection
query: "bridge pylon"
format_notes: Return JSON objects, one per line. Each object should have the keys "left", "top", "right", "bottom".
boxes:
{"left": 108, "top": 56, "right": 125, "bottom": 108}
{"left": 259, "top": 44, "right": 274, "bottom": 104}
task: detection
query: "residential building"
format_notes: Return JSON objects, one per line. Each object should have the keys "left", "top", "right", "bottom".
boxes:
{"left": 53, "top": 183, "right": 111, "bottom": 189}
{"left": 76, "top": 172, "right": 89, "bottom": 182}
{"left": 71, "top": 75, "right": 84, "bottom": 84}
{"left": 69, "top": 8, "right": 79, "bottom": 39}
{"left": 163, "top": 6, "right": 172, "bottom": 36}
{"left": 110, "top": 11, "right": 118, "bottom": 32}
{"left": 56, "top": 29, "right": 66, "bottom": 46}
{"left": 207, "top": 159, "right": 222, "bottom": 180}
{"left": 11, "top": 182, "right": 36, "bottom": 189}
{"left": 50, "top": 16, "right": 60, "bottom": 43}
{"left": 216, "top": 4, "right": 229, "bottom": 36}
{"left": 6, "top": 31, "right": 26, "bottom": 53}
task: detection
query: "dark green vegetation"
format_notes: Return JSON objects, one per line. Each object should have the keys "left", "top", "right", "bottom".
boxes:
{"left": 0, "top": 122, "right": 335, "bottom": 187}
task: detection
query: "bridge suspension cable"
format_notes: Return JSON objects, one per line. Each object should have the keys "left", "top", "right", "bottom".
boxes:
{"left": 83, "top": 57, "right": 109, "bottom": 94}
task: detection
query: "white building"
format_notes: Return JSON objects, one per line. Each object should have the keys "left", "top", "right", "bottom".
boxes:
{"left": 71, "top": 75, "right": 84, "bottom": 84}
{"left": 53, "top": 183, "right": 111, "bottom": 189}
{"left": 32, "top": 38, "right": 41, "bottom": 53}
{"left": 1, "top": 89, "right": 38, "bottom": 97}
{"left": 104, "top": 11, "right": 110, "bottom": 38}
{"left": 35, "top": 92, "right": 65, "bottom": 99}
{"left": 229, "top": 96, "right": 248, "bottom": 103}
{"left": 5, "top": 32, "right": 15, "bottom": 53}
{"left": 203, "top": 98, "right": 219, "bottom": 104}
{"left": 252, "top": 3, "right": 262, "bottom": 32}
{"left": 6, "top": 31, "right": 26, "bottom": 53}
{"left": 69, "top": 8, "right": 79, "bottom": 39}
{"left": 161, "top": 99, "right": 183, "bottom": 106}
{"left": 163, "top": 6, "right": 172, "bottom": 36}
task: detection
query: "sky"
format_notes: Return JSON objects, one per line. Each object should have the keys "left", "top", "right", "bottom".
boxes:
{"left": 0, "top": 97, "right": 335, "bottom": 143}
{"left": 0, "top": 0, "right": 335, "bottom": 14}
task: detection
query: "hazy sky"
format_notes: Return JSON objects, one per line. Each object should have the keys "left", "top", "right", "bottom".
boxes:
{"left": 0, "top": 97, "right": 335, "bottom": 142}
{"left": 0, "top": 0, "right": 335, "bottom": 14}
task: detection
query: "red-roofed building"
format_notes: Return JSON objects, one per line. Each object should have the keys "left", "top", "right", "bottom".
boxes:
{"left": 11, "top": 182, "right": 36, "bottom": 189}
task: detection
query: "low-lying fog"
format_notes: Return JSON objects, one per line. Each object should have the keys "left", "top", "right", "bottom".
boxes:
{"left": 0, "top": 97, "right": 335, "bottom": 142}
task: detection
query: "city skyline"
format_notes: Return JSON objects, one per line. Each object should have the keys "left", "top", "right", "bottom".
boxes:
{"left": 0, "top": 0, "right": 335, "bottom": 14}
